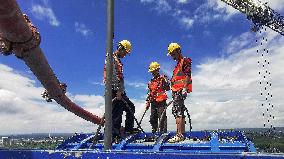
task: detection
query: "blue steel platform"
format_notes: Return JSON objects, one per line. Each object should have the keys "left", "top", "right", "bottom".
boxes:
{"left": 57, "top": 131, "right": 256, "bottom": 153}
{"left": 1, "top": 150, "right": 284, "bottom": 159}
{"left": 1, "top": 131, "right": 284, "bottom": 159}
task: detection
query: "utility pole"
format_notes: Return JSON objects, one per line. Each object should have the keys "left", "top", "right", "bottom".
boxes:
{"left": 104, "top": 0, "right": 114, "bottom": 150}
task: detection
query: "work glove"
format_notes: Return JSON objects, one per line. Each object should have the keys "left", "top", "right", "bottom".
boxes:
{"left": 116, "top": 91, "right": 123, "bottom": 100}
{"left": 146, "top": 101, "right": 150, "bottom": 110}
{"left": 182, "top": 88, "right": 188, "bottom": 99}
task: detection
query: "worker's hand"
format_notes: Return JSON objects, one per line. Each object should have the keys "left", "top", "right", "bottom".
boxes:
{"left": 116, "top": 91, "right": 122, "bottom": 100}
{"left": 100, "top": 118, "right": 105, "bottom": 127}
{"left": 182, "top": 88, "right": 187, "bottom": 99}
{"left": 146, "top": 102, "right": 150, "bottom": 110}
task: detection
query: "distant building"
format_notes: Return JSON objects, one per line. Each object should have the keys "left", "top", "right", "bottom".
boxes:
{"left": 2, "top": 137, "right": 11, "bottom": 146}
{"left": 48, "top": 133, "right": 52, "bottom": 140}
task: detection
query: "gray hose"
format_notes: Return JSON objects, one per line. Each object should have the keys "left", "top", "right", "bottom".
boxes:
{"left": 121, "top": 98, "right": 145, "bottom": 133}
{"left": 157, "top": 100, "right": 173, "bottom": 133}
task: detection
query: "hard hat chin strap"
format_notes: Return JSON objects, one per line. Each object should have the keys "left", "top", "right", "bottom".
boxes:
{"left": 117, "top": 44, "right": 125, "bottom": 51}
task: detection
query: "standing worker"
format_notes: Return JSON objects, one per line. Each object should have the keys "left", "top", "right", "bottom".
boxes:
{"left": 167, "top": 43, "right": 192, "bottom": 143}
{"left": 104, "top": 40, "right": 135, "bottom": 143}
{"left": 146, "top": 62, "right": 170, "bottom": 134}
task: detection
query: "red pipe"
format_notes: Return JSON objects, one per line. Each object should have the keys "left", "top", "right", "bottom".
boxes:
{"left": 0, "top": 0, "right": 102, "bottom": 125}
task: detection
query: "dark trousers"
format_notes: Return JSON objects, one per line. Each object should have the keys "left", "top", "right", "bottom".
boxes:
{"left": 150, "top": 100, "right": 167, "bottom": 133}
{"left": 112, "top": 90, "right": 135, "bottom": 139}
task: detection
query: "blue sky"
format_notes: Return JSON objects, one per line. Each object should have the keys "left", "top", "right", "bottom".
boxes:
{"left": 0, "top": 0, "right": 284, "bottom": 134}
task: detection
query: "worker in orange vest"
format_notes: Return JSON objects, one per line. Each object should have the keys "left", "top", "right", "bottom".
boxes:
{"left": 167, "top": 43, "right": 192, "bottom": 143}
{"left": 104, "top": 40, "right": 135, "bottom": 143}
{"left": 146, "top": 62, "right": 170, "bottom": 134}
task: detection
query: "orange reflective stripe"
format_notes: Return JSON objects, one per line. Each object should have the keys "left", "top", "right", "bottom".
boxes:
{"left": 172, "top": 76, "right": 185, "bottom": 81}
{"left": 172, "top": 80, "right": 185, "bottom": 85}
{"left": 172, "top": 82, "right": 192, "bottom": 92}
{"left": 156, "top": 93, "right": 167, "bottom": 102}
{"left": 172, "top": 79, "right": 192, "bottom": 91}
{"left": 172, "top": 84, "right": 184, "bottom": 91}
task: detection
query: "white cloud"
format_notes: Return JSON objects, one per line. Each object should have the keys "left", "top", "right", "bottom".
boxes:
{"left": 138, "top": 0, "right": 284, "bottom": 31}
{"left": 180, "top": 17, "right": 194, "bottom": 29}
{"left": 259, "top": 0, "right": 284, "bottom": 11}
{"left": 138, "top": 0, "right": 234, "bottom": 30}
{"left": 0, "top": 64, "right": 103, "bottom": 134}
{"left": 75, "top": 22, "right": 93, "bottom": 37}
{"left": 0, "top": 64, "right": 44, "bottom": 100}
{"left": 125, "top": 81, "right": 147, "bottom": 89}
{"left": 155, "top": 0, "right": 172, "bottom": 13}
{"left": 187, "top": 29, "right": 284, "bottom": 130}
{"left": 207, "top": 0, "right": 239, "bottom": 19}
{"left": 73, "top": 95, "right": 105, "bottom": 115}
{"left": 41, "top": 0, "right": 49, "bottom": 6}
{"left": 139, "top": 0, "right": 192, "bottom": 28}
{"left": 0, "top": 64, "right": 152, "bottom": 134}
{"left": 140, "top": 0, "right": 154, "bottom": 3}
{"left": 31, "top": 4, "right": 60, "bottom": 27}
{"left": 91, "top": 81, "right": 104, "bottom": 86}
{"left": 186, "top": 0, "right": 239, "bottom": 26}
{"left": 177, "top": 0, "right": 189, "bottom": 4}
{"left": 223, "top": 32, "right": 256, "bottom": 55}
{"left": 140, "top": 0, "right": 171, "bottom": 13}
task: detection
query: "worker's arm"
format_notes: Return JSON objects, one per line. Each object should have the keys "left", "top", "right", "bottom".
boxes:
{"left": 182, "top": 58, "right": 192, "bottom": 95}
{"left": 103, "top": 64, "right": 106, "bottom": 84}
{"left": 145, "top": 87, "right": 151, "bottom": 109}
{"left": 162, "top": 75, "right": 171, "bottom": 91}
{"left": 183, "top": 76, "right": 190, "bottom": 92}
{"left": 116, "top": 76, "right": 124, "bottom": 100}
{"left": 116, "top": 90, "right": 123, "bottom": 100}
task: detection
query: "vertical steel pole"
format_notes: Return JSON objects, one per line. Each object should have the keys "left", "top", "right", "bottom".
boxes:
{"left": 104, "top": 0, "right": 114, "bottom": 150}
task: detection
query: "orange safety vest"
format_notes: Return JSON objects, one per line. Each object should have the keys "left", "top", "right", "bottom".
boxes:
{"left": 148, "top": 75, "right": 168, "bottom": 102}
{"left": 171, "top": 57, "right": 192, "bottom": 92}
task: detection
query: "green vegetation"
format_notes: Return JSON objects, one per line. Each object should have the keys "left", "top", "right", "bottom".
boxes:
{"left": 4, "top": 140, "right": 63, "bottom": 150}
{"left": 246, "top": 132, "right": 284, "bottom": 153}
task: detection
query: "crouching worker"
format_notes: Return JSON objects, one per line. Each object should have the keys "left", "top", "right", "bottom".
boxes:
{"left": 146, "top": 62, "right": 170, "bottom": 134}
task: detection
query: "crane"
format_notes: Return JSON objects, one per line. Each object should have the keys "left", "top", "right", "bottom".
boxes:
{"left": 221, "top": 0, "right": 284, "bottom": 36}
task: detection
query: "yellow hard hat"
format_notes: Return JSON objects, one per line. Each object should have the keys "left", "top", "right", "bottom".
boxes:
{"left": 148, "top": 61, "right": 160, "bottom": 72}
{"left": 167, "top": 43, "right": 181, "bottom": 56}
{"left": 118, "top": 40, "right": 132, "bottom": 53}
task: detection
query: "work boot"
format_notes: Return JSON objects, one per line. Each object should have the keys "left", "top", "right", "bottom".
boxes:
{"left": 168, "top": 133, "right": 185, "bottom": 143}
{"left": 145, "top": 135, "right": 158, "bottom": 142}
{"left": 113, "top": 136, "right": 121, "bottom": 144}
{"left": 125, "top": 128, "right": 140, "bottom": 135}
{"left": 132, "top": 128, "right": 140, "bottom": 134}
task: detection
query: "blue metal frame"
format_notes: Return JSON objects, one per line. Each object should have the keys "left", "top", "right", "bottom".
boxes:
{"left": 0, "top": 150, "right": 284, "bottom": 159}
{"left": 56, "top": 131, "right": 256, "bottom": 153}
{"left": 1, "top": 131, "right": 284, "bottom": 159}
